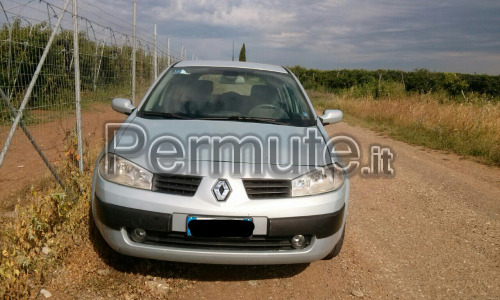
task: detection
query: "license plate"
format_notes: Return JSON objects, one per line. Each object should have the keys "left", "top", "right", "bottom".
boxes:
{"left": 186, "top": 216, "right": 254, "bottom": 238}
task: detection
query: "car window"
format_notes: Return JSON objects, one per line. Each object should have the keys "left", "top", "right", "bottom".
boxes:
{"left": 140, "top": 66, "right": 315, "bottom": 126}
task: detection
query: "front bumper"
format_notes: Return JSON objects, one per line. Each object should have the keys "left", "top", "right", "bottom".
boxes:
{"left": 92, "top": 167, "right": 349, "bottom": 264}
{"left": 95, "top": 221, "right": 343, "bottom": 264}
{"left": 95, "top": 196, "right": 345, "bottom": 239}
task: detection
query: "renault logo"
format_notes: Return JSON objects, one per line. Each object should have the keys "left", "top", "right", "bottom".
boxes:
{"left": 213, "top": 179, "right": 231, "bottom": 201}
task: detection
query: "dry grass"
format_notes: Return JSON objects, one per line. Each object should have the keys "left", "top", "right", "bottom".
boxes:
{"left": 0, "top": 130, "right": 94, "bottom": 298}
{"left": 310, "top": 91, "right": 500, "bottom": 165}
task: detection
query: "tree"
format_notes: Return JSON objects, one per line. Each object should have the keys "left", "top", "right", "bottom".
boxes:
{"left": 443, "top": 73, "right": 468, "bottom": 96}
{"left": 239, "top": 43, "right": 246, "bottom": 62}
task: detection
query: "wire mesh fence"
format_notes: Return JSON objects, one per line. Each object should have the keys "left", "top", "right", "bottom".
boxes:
{"left": 0, "top": 0, "right": 192, "bottom": 200}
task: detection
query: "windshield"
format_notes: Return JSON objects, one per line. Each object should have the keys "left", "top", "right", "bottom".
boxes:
{"left": 139, "top": 66, "right": 315, "bottom": 126}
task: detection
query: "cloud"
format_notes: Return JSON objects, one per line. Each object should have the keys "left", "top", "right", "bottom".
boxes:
{"left": 78, "top": 0, "right": 500, "bottom": 74}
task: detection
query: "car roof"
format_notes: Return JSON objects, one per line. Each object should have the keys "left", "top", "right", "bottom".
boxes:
{"left": 174, "top": 60, "right": 288, "bottom": 74}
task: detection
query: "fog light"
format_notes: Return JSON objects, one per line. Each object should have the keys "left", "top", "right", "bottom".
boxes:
{"left": 291, "top": 235, "right": 307, "bottom": 249}
{"left": 130, "top": 228, "right": 147, "bottom": 243}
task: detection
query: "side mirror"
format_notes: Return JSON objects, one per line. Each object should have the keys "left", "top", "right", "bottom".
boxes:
{"left": 319, "top": 109, "right": 343, "bottom": 125}
{"left": 111, "top": 98, "right": 135, "bottom": 115}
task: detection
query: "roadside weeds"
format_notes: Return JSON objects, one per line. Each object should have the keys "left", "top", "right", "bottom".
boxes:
{"left": 311, "top": 91, "right": 500, "bottom": 166}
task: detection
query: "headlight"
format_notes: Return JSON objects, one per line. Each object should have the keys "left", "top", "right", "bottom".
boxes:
{"left": 291, "top": 163, "right": 345, "bottom": 197}
{"left": 99, "top": 154, "right": 153, "bottom": 190}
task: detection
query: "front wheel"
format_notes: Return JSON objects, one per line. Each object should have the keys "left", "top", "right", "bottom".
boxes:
{"left": 322, "top": 226, "right": 345, "bottom": 260}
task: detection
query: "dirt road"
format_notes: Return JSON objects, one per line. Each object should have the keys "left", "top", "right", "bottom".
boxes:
{"left": 39, "top": 115, "right": 499, "bottom": 299}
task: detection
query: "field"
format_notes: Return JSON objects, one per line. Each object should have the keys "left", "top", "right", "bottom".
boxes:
{"left": 310, "top": 91, "right": 500, "bottom": 165}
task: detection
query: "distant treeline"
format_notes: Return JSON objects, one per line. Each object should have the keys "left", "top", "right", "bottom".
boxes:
{"left": 289, "top": 66, "right": 500, "bottom": 101}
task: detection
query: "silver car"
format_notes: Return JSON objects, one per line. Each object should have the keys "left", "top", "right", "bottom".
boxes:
{"left": 92, "top": 60, "right": 349, "bottom": 265}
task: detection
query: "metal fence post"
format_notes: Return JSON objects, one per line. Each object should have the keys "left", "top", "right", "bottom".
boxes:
{"left": 92, "top": 41, "right": 104, "bottom": 92}
{"left": 94, "top": 41, "right": 104, "bottom": 90}
{"left": 92, "top": 38, "right": 99, "bottom": 90}
{"left": 132, "top": 2, "right": 136, "bottom": 104}
{"left": 153, "top": 23, "right": 157, "bottom": 79}
{"left": 73, "top": 0, "right": 83, "bottom": 172}
{"left": 167, "top": 37, "right": 170, "bottom": 66}
{"left": 0, "top": 0, "right": 71, "bottom": 169}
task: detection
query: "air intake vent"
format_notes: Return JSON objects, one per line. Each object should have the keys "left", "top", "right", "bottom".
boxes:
{"left": 140, "top": 231, "right": 308, "bottom": 251}
{"left": 152, "top": 174, "right": 202, "bottom": 196}
{"left": 243, "top": 179, "right": 291, "bottom": 199}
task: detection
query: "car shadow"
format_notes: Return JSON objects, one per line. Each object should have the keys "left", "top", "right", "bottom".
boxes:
{"left": 88, "top": 210, "right": 309, "bottom": 281}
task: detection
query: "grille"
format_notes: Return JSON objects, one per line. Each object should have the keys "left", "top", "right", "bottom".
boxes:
{"left": 140, "top": 232, "right": 309, "bottom": 251}
{"left": 243, "top": 179, "right": 291, "bottom": 199}
{"left": 152, "top": 174, "right": 202, "bottom": 196}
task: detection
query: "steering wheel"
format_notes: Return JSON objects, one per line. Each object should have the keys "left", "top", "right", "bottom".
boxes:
{"left": 249, "top": 104, "right": 289, "bottom": 118}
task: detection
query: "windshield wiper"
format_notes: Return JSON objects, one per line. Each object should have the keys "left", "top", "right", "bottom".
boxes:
{"left": 200, "top": 115, "right": 288, "bottom": 125}
{"left": 140, "top": 112, "right": 289, "bottom": 125}
{"left": 140, "top": 111, "right": 191, "bottom": 119}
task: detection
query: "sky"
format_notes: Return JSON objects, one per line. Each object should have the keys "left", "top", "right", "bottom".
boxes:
{"left": 76, "top": 0, "right": 500, "bottom": 74}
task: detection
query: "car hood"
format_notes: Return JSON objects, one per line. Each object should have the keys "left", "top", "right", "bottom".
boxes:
{"left": 111, "top": 117, "right": 332, "bottom": 175}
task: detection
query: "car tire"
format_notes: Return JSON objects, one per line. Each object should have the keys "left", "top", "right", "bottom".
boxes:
{"left": 322, "top": 225, "right": 345, "bottom": 260}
